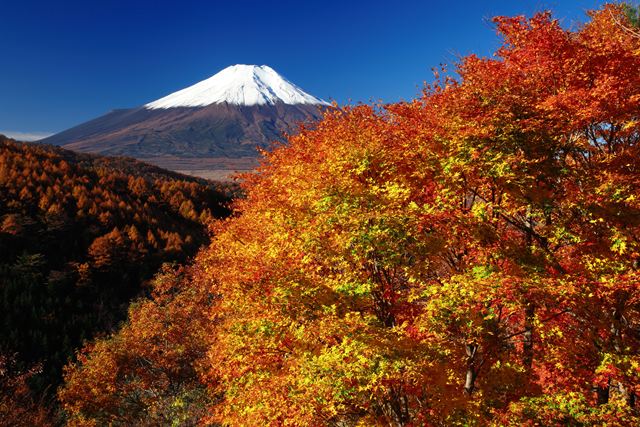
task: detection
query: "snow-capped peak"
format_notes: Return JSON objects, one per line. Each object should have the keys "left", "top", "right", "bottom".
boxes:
{"left": 145, "top": 64, "right": 329, "bottom": 109}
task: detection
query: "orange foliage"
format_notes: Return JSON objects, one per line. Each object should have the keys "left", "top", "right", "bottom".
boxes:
{"left": 59, "top": 265, "right": 215, "bottom": 426}
{"left": 0, "top": 353, "right": 52, "bottom": 426}
{"left": 0, "top": 136, "right": 232, "bottom": 411}
{"left": 60, "top": 4, "right": 640, "bottom": 425}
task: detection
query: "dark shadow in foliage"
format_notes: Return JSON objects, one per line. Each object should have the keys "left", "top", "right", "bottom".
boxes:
{"left": 0, "top": 136, "right": 235, "bottom": 405}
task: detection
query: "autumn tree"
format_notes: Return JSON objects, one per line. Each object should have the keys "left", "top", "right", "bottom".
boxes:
{"left": 59, "top": 265, "right": 216, "bottom": 426}
{"left": 0, "top": 353, "right": 52, "bottom": 426}
{"left": 60, "top": 4, "right": 640, "bottom": 426}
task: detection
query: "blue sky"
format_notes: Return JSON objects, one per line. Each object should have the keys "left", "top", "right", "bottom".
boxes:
{"left": 0, "top": 0, "right": 608, "bottom": 138}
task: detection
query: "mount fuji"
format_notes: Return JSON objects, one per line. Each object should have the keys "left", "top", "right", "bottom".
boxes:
{"left": 42, "top": 65, "right": 329, "bottom": 179}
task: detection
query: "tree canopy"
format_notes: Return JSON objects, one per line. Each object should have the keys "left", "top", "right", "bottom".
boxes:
{"left": 60, "top": 4, "right": 640, "bottom": 426}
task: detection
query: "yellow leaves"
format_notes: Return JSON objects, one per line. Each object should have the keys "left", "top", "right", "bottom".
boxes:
{"left": 334, "top": 280, "right": 372, "bottom": 297}
{"left": 549, "top": 226, "right": 583, "bottom": 247}
{"left": 321, "top": 304, "right": 338, "bottom": 315}
{"left": 539, "top": 325, "right": 564, "bottom": 340}
{"left": 610, "top": 228, "right": 628, "bottom": 255}
{"left": 622, "top": 119, "right": 638, "bottom": 131}
{"left": 471, "top": 201, "right": 488, "bottom": 220}
{"left": 58, "top": 5, "right": 640, "bottom": 425}
{"left": 583, "top": 255, "right": 626, "bottom": 275}
{"left": 407, "top": 287, "right": 425, "bottom": 303}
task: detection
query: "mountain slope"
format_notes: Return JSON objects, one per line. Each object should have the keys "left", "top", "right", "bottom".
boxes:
{"left": 0, "top": 135, "right": 233, "bottom": 401}
{"left": 42, "top": 65, "right": 328, "bottom": 178}
{"left": 43, "top": 102, "right": 323, "bottom": 158}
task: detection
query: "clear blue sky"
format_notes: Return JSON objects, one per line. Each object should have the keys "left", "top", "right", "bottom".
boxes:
{"left": 0, "top": 0, "right": 608, "bottom": 138}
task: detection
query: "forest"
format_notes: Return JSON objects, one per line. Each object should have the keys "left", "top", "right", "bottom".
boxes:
{"left": 4, "top": 2, "right": 640, "bottom": 426}
{"left": 0, "top": 136, "right": 233, "bottom": 423}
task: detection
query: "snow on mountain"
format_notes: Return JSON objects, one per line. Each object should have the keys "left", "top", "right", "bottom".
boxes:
{"left": 145, "top": 64, "right": 329, "bottom": 109}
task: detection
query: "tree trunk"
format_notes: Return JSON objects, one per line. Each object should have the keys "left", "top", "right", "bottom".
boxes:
{"left": 523, "top": 304, "right": 535, "bottom": 372}
{"left": 596, "top": 382, "right": 610, "bottom": 405}
{"left": 464, "top": 343, "right": 479, "bottom": 395}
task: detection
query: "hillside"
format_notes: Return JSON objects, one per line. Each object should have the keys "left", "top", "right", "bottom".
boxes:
{"left": 0, "top": 135, "right": 233, "bottom": 405}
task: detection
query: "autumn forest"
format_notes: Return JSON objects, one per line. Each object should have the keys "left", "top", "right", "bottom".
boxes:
{"left": 3, "top": 3, "right": 640, "bottom": 426}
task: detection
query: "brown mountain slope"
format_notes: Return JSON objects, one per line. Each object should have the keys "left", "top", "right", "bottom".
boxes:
{"left": 41, "top": 102, "right": 325, "bottom": 179}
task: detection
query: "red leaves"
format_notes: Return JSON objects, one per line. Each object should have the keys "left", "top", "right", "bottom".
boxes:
{"left": 59, "top": 4, "right": 640, "bottom": 426}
